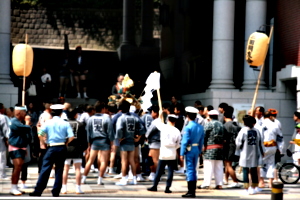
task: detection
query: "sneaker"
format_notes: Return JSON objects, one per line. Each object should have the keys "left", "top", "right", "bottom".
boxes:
{"left": 148, "top": 173, "right": 155, "bottom": 181}
{"left": 248, "top": 187, "right": 256, "bottom": 195}
{"left": 97, "top": 177, "right": 104, "bottom": 185}
{"left": 50, "top": 170, "right": 55, "bottom": 178}
{"left": 108, "top": 168, "right": 117, "bottom": 175}
{"left": 174, "top": 167, "right": 185, "bottom": 174}
{"left": 114, "top": 173, "right": 122, "bottom": 179}
{"left": 76, "top": 188, "right": 84, "bottom": 194}
{"left": 254, "top": 187, "right": 262, "bottom": 193}
{"left": 61, "top": 187, "right": 67, "bottom": 194}
{"left": 103, "top": 173, "right": 110, "bottom": 178}
{"left": 223, "top": 180, "right": 228, "bottom": 185}
{"left": 10, "top": 188, "right": 22, "bottom": 196}
{"left": 0, "top": 176, "right": 10, "bottom": 180}
{"left": 137, "top": 175, "right": 145, "bottom": 182}
{"left": 115, "top": 180, "right": 127, "bottom": 186}
{"left": 81, "top": 176, "right": 86, "bottom": 184}
{"left": 128, "top": 179, "right": 137, "bottom": 185}
{"left": 84, "top": 93, "right": 89, "bottom": 98}
{"left": 228, "top": 182, "right": 242, "bottom": 188}
{"left": 94, "top": 168, "right": 99, "bottom": 173}
{"left": 19, "top": 184, "right": 28, "bottom": 189}
{"left": 76, "top": 94, "right": 81, "bottom": 99}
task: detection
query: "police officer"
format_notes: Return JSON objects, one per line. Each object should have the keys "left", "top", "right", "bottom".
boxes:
{"left": 180, "top": 106, "right": 204, "bottom": 198}
{"left": 30, "top": 104, "right": 74, "bottom": 197}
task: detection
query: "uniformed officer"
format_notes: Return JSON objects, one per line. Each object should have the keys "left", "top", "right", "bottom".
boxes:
{"left": 29, "top": 104, "right": 74, "bottom": 197}
{"left": 180, "top": 106, "right": 204, "bottom": 198}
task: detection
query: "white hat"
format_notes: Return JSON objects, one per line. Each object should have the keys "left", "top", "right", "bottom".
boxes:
{"left": 208, "top": 110, "right": 219, "bottom": 115}
{"left": 15, "top": 105, "right": 27, "bottom": 111}
{"left": 167, "top": 114, "right": 178, "bottom": 119}
{"left": 50, "top": 104, "right": 64, "bottom": 110}
{"left": 129, "top": 105, "right": 136, "bottom": 113}
{"left": 185, "top": 106, "right": 198, "bottom": 113}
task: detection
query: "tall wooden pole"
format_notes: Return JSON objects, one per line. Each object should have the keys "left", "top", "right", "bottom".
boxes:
{"left": 250, "top": 26, "right": 274, "bottom": 116}
{"left": 22, "top": 34, "right": 28, "bottom": 106}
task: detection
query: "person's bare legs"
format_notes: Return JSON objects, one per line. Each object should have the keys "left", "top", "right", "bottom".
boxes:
{"left": 62, "top": 164, "right": 70, "bottom": 185}
{"left": 59, "top": 77, "right": 65, "bottom": 96}
{"left": 134, "top": 146, "right": 141, "bottom": 175}
{"left": 12, "top": 158, "right": 23, "bottom": 184}
{"left": 99, "top": 150, "right": 110, "bottom": 177}
{"left": 109, "top": 144, "right": 117, "bottom": 174}
{"left": 84, "top": 150, "right": 98, "bottom": 176}
{"left": 258, "top": 167, "right": 264, "bottom": 188}
{"left": 120, "top": 151, "right": 129, "bottom": 177}
{"left": 149, "top": 149, "right": 159, "bottom": 173}
{"left": 128, "top": 150, "right": 136, "bottom": 176}
{"left": 73, "top": 75, "right": 80, "bottom": 96}
{"left": 80, "top": 75, "right": 86, "bottom": 93}
{"left": 74, "top": 163, "right": 82, "bottom": 185}
{"left": 224, "top": 161, "right": 238, "bottom": 183}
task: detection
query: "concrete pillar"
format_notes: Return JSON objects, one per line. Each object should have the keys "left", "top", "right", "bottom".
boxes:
{"left": 121, "top": 0, "right": 136, "bottom": 46}
{"left": 0, "top": 0, "right": 11, "bottom": 84}
{"left": 209, "top": 0, "right": 235, "bottom": 89}
{"left": 140, "top": 0, "right": 154, "bottom": 47}
{"left": 117, "top": 0, "right": 138, "bottom": 61}
{"left": 242, "top": 0, "right": 267, "bottom": 89}
{"left": 0, "top": 0, "right": 18, "bottom": 107}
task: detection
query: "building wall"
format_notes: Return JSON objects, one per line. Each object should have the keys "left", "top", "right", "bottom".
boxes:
{"left": 276, "top": 0, "right": 300, "bottom": 66}
{"left": 11, "top": 7, "right": 161, "bottom": 51}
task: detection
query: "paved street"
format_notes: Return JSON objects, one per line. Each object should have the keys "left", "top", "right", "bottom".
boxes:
{"left": 0, "top": 164, "right": 299, "bottom": 199}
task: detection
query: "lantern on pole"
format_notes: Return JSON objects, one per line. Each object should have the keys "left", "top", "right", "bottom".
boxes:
{"left": 245, "top": 30, "right": 269, "bottom": 67}
{"left": 12, "top": 35, "right": 34, "bottom": 106}
{"left": 246, "top": 26, "right": 273, "bottom": 116}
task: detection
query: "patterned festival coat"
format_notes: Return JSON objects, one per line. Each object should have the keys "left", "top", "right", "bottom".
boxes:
{"left": 203, "top": 119, "right": 224, "bottom": 160}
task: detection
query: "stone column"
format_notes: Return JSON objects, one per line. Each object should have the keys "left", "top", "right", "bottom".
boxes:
{"left": 117, "top": 0, "right": 138, "bottom": 61}
{"left": 209, "top": 0, "right": 235, "bottom": 89}
{"left": 121, "top": 0, "right": 136, "bottom": 46}
{"left": 140, "top": 0, "right": 154, "bottom": 46}
{"left": 0, "top": 0, "right": 18, "bottom": 107}
{"left": 242, "top": 0, "right": 267, "bottom": 89}
{"left": 0, "top": 0, "right": 11, "bottom": 84}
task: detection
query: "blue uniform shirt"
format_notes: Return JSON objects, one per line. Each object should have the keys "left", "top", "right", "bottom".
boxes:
{"left": 180, "top": 120, "right": 204, "bottom": 156}
{"left": 39, "top": 116, "right": 74, "bottom": 144}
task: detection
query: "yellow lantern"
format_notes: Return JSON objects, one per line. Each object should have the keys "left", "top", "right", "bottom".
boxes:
{"left": 245, "top": 31, "right": 269, "bottom": 67}
{"left": 12, "top": 44, "right": 34, "bottom": 77}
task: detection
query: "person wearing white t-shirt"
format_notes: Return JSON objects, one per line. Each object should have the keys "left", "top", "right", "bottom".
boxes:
{"left": 147, "top": 114, "right": 181, "bottom": 193}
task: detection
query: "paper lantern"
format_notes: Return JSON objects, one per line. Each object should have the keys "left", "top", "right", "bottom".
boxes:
{"left": 12, "top": 44, "right": 34, "bottom": 77}
{"left": 245, "top": 31, "right": 269, "bottom": 67}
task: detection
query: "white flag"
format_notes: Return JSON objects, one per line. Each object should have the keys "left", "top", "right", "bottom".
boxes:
{"left": 141, "top": 72, "right": 160, "bottom": 111}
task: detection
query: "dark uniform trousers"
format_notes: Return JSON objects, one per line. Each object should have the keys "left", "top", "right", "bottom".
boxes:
{"left": 153, "top": 159, "right": 177, "bottom": 187}
{"left": 34, "top": 145, "right": 67, "bottom": 196}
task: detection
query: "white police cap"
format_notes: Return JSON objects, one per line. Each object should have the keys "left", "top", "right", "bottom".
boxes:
{"left": 50, "top": 104, "right": 64, "bottom": 110}
{"left": 208, "top": 110, "right": 219, "bottom": 115}
{"left": 185, "top": 106, "right": 198, "bottom": 113}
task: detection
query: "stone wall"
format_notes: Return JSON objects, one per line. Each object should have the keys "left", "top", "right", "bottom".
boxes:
{"left": 11, "top": 7, "right": 161, "bottom": 51}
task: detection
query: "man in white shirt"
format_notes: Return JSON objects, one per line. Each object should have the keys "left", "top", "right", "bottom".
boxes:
{"left": 147, "top": 113, "right": 181, "bottom": 193}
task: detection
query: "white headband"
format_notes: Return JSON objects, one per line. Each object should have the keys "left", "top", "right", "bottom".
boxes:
{"left": 15, "top": 105, "right": 27, "bottom": 111}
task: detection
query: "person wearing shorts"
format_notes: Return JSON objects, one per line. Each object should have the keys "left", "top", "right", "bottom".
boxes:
{"left": 145, "top": 105, "right": 161, "bottom": 181}
{"left": 81, "top": 103, "right": 114, "bottom": 185}
{"left": 8, "top": 106, "right": 31, "bottom": 196}
{"left": 61, "top": 109, "right": 88, "bottom": 194}
{"left": 115, "top": 100, "right": 145, "bottom": 185}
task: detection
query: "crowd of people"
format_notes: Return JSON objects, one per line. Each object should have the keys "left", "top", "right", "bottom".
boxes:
{"left": 0, "top": 96, "right": 300, "bottom": 197}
